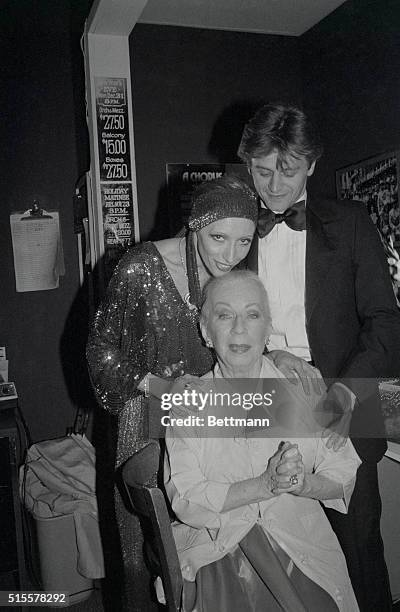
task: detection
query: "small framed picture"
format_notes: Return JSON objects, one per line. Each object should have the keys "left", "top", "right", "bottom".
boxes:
{"left": 336, "top": 151, "right": 400, "bottom": 246}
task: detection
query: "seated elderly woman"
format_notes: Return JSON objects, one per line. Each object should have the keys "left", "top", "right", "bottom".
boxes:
{"left": 164, "top": 270, "right": 361, "bottom": 612}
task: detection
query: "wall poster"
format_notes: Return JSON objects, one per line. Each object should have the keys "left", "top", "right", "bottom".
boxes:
{"left": 335, "top": 150, "right": 400, "bottom": 245}
{"left": 336, "top": 150, "right": 400, "bottom": 307}
{"left": 166, "top": 163, "right": 249, "bottom": 235}
{"left": 336, "top": 153, "right": 400, "bottom": 444}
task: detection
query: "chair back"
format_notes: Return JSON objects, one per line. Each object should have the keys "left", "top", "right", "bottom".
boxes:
{"left": 122, "top": 441, "right": 183, "bottom": 611}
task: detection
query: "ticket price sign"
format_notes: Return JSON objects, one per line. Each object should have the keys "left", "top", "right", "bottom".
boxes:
{"left": 101, "top": 182, "right": 134, "bottom": 247}
{"left": 96, "top": 77, "right": 131, "bottom": 181}
{"left": 95, "top": 77, "right": 135, "bottom": 278}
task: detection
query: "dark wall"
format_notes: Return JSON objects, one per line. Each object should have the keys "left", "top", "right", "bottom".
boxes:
{"left": 4, "top": 0, "right": 399, "bottom": 442}
{"left": 130, "top": 24, "right": 303, "bottom": 239}
{"left": 1, "top": 11, "right": 301, "bottom": 442}
{"left": 300, "top": 0, "right": 400, "bottom": 196}
{"left": 1, "top": 0, "right": 91, "bottom": 441}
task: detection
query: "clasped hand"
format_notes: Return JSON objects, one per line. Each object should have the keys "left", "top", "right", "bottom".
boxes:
{"left": 261, "top": 441, "right": 305, "bottom": 496}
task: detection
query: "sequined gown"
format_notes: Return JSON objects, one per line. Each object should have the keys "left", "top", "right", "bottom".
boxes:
{"left": 87, "top": 242, "right": 213, "bottom": 611}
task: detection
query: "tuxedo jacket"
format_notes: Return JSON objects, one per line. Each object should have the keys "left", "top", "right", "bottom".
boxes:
{"left": 247, "top": 197, "right": 400, "bottom": 462}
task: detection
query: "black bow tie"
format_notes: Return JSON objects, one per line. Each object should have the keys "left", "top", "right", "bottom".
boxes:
{"left": 257, "top": 200, "right": 306, "bottom": 238}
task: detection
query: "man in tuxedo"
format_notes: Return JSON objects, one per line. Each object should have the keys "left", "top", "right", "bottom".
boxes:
{"left": 238, "top": 102, "right": 400, "bottom": 611}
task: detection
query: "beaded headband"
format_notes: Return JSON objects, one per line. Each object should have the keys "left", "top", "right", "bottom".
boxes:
{"left": 188, "top": 187, "right": 258, "bottom": 231}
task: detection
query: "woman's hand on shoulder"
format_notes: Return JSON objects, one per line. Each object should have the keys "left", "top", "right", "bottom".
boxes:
{"left": 138, "top": 372, "right": 205, "bottom": 401}
{"left": 267, "top": 350, "right": 325, "bottom": 395}
{"left": 167, "top": 374, "right": 209, "bottom": 413}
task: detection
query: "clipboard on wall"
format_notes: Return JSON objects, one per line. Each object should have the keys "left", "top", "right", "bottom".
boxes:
{"left": 10, "top": 202, "right": 65, "bottom": 292}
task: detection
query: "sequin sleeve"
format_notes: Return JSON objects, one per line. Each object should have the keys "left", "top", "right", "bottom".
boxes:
{"left": 86, "top": 247, "right": 155, "bottom": 415}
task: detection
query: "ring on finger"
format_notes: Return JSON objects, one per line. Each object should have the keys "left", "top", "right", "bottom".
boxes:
{"left": 289, "top": 474, "right": 298, "bottom": 485}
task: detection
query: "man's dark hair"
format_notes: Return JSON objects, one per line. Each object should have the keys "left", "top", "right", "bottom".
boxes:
{"left": 237, "top": 102, "right": 323, "bottom": 168}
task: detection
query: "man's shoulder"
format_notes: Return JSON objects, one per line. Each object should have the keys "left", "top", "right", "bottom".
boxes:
{"left": 308, "top": 195, "right": 367, "bottom": 221}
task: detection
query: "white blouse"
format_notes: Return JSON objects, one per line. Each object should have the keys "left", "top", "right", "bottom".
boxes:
{"left": 164, "top": 357, "right": 361, "bottom": 612}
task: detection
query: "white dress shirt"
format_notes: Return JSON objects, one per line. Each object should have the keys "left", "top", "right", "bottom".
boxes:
{"left": 258, "top": 195, "right": 310, "bottom": 360}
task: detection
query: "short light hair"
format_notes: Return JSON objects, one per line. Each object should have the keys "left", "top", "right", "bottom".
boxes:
{"left": 200, "top": 270, "right": 272, "bottom": 329}
{"left": 237, "top": 102, "right": 323, "bottom": 168}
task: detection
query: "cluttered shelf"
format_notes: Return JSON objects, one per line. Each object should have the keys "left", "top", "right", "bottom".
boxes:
{"left": 380, "top": 379, "right": 400, "bottom": 463}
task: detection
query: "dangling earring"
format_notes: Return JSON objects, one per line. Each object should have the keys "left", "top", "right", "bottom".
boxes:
{"left": 206, "top": 340, "right": 213, "bottom": 348}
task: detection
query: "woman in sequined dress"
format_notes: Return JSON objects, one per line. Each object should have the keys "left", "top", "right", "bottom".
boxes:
{"left": 86, "top": 175, "right": 260, "bottom": 611}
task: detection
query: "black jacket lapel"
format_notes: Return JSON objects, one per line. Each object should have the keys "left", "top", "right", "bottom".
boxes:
{"left": 245, "top": 197, "right": 342, "bottom": 326}
{"left": 305, "top": 199, "right": 342, "bottom": 325}
{"left": 246, "top": 233, "right": 259, "bottom": 273}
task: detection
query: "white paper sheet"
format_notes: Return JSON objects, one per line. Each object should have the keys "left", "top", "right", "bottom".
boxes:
{"left": 10, "top": 211, "right": 65, "bottom": 292}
